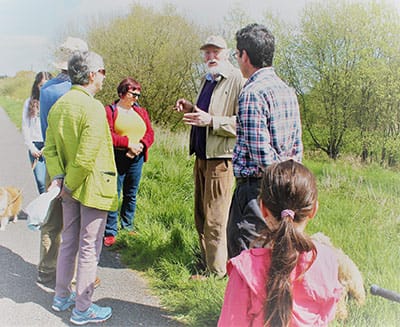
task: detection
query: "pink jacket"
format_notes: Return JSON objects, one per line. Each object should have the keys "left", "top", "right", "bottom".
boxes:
{"left": 218, "top": 241, "right": 343, "bottom": 327}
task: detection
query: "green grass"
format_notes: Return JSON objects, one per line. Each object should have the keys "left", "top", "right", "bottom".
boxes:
{"left": 2, "top": 97, "right": 399, "bottom": 326}
{"left": 0, "top": 96, "right": 24, "bottom": 129}
{"left": 125, "top": 131, "right": 400, "bottom": 326}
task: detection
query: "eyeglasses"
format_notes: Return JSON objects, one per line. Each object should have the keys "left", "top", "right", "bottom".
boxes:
{"left": 97, "top": 69, "right": 106, "bottom": 76}
{"left": 128, "top": 91, "right": 141, "bottom": 98}
{"left": 232, "top": 50, "right": 240, "bottom": 59}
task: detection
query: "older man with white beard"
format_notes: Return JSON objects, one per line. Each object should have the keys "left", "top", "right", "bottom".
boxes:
{"left": 175, "top": 35, "right": 245, "bottom": 278}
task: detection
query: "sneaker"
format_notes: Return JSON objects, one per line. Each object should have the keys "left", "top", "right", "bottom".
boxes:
{"left": 103, "top": 236, "right": 116, "bottom": 247}
{"left": 37, "top": 272, "right": 56, "bottom": 285}
{"left": 70, "top": 304, "right": 112, "bottom": 325}
{"left": 52, "top": 292, "right": 76, "bottom": 312}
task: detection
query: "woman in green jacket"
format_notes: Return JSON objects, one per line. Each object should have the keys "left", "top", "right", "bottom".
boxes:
{"left": 44, "top": 51, "right": 117, "bottom": 325}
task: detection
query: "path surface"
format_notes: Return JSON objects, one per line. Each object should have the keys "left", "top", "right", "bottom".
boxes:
{"left": 0, "top": 107, "right": 182, "bottom": 326}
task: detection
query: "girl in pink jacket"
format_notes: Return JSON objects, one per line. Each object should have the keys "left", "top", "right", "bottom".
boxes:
{"left": 218, "top": 160, "right": 343, "bottom": 327}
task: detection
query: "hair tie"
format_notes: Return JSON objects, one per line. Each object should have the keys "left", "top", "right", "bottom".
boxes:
{"left": 281, "top": 209, "right": 295, "bottom": 220}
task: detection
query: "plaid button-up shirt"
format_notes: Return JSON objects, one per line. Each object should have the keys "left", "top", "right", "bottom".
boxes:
{"left": 233, "top": 67, "right": 303, "bottom": 177}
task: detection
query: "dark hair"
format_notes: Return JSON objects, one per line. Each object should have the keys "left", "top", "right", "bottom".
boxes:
{"left": 31, "top": 71, "right": 52, "bottom": 101}
{"left": 68, "top": 51, "right": 91, "bottom": 85}
{"left": 236, "top": 23, "right": 275, "bottom": 68}
{"left": 68, "top": 51, "right": 104, "bottom": 86}
{"left": 117, "top": 77, "right": 141, "bottom": 98}
{"left": 28, "top": 71, "right": 52, "bottom": 118}
{"left": 258, "top": 160, "right": 317, "bottom": 327}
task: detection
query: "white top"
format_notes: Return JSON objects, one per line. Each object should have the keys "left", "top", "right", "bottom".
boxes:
{"left": 21, "top": 97, "right": 43, "bottom": 153}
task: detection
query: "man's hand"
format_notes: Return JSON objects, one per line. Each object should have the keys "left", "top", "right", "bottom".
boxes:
{"left": 182, "top": 106, "right": 212, "bottom": 127}
{"left": 174, "top": 98, "right": 194, "bottom": 113}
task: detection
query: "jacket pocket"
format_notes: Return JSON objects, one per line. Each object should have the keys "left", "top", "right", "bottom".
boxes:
{"left": 97, "top": 171, "right": 117, "bottom": 198}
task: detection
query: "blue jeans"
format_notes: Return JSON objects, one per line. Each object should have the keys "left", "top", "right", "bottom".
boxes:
{"left": 29, "top": 141, "right": 46, "bottom": 194}
{"left": 105, "top": 151, "right": 144, "bottom": 237}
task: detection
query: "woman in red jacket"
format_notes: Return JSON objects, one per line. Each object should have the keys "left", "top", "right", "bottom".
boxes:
{"left": 103, "top": 77, "right": 154, "bottom": 247}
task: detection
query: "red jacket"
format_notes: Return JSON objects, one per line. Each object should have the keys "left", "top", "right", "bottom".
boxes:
{"left": 105, "top": 102, "right": 154, "bottom": 162}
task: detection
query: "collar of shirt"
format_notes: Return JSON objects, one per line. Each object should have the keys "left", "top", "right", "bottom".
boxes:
{"left": 205, "top": 73, "right": 224, "bottom": 82}
{"left": 243, "top": 66, "right": 274, "bottom": 88}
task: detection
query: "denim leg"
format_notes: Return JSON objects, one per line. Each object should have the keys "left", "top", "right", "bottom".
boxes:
{"left": 105, "top": 173, "right": 124, "bottom": 237}
{"left": 29, "top": 150, "right": 46, "bottom": 194}
{"left": 120, "top": 154, "right": 144, "bottom": 230}
{"left": 33, "top": 159, "right": 46, "bottom": 194}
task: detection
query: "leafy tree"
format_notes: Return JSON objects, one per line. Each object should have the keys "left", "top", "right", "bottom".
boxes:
{"left": 270, "top": 0, "right": 400, "bottom": 161}
{"left": 88, "top": 4, "right": 203, "bottom": 128}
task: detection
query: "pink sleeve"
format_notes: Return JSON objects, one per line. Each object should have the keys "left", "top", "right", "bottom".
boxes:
{"left": 218, "top": 262, "right": 252, "bottom": 327}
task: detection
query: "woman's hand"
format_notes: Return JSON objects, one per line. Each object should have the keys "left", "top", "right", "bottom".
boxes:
{"left": 126, "top": 142, "right": 144, "bottom": 158}
{"left": 30, "top": 149, "right": 42, "bottom": 159}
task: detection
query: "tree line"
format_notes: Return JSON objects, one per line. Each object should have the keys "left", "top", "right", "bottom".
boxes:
{"left": 2, "top": 1, "right": 399, "bottom": 166}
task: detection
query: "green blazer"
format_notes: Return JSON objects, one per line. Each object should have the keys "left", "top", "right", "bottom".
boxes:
{"left": 44, "top": 85, "right": 118, "bottom": 211}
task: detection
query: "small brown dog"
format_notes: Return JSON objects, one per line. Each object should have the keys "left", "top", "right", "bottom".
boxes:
{"left": 0, "top": 186, "right": 23, "bottom": 231}
{"left": 311, "top": 232, "right": 366, "bottom": 320}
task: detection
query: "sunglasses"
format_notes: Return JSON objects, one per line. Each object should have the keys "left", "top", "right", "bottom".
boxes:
{"left": 128, "top": 91, "right": 141, "bottom": 98}
{"left": 97, "top": 69, "right": 106, "bottom": 76}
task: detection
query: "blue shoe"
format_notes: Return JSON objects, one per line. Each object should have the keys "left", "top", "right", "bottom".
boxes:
{"left": 52, "top": 292, "right": 76, "bottom": 312}
{"left": 70, "top": 304, "right": 112, "bottom": 325}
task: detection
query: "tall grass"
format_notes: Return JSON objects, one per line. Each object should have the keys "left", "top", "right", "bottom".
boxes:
{"left": 2, "top": 99, "right": 399, "bottom": 326}
{"left": 120, "top": 128, "right": 400, "bottom": 326}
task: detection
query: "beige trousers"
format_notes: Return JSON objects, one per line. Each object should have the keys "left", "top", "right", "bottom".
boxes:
{"left": 194, "top": 158, "right": 234, "bottom": 277}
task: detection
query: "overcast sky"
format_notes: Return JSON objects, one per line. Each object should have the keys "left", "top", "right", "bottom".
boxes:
{"left": 0, "top": 0, "right": 398, "bottom": 76}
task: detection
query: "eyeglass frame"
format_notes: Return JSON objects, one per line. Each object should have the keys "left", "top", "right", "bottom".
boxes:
{"left": 127, "top": 91, "right": 141, "bottom": 98}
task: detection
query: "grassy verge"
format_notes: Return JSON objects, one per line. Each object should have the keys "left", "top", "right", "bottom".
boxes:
{"left": 2, "top": 97, "right": 399, "bottom": 326}
{"left": 0, "top": 96, "right": 24, "bottom": 129}
{"left": 120, "top": 130, "right": 400, "bottom": 326}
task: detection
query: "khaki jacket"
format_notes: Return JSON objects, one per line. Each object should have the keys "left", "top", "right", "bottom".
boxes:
{"left": 44, "top": 85, "right": 118, "bottom": 211}
{"left": 195, "top": 63, "right": 246, "bottom": 159}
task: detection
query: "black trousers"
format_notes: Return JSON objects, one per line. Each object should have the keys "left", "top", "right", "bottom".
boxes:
{"left": 227, "top": 178, "right": 267, "bottom": 259}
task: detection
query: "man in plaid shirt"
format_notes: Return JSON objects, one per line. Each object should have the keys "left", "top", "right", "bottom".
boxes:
{"left": 227, "top": 23, "right": 303, "bottom": 258}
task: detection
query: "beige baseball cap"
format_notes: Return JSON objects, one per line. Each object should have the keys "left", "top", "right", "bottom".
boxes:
{"left": 200, "top": 35, "right": 227, "bottom": 50}
{"left": 54, "top": 37, "right": 89, "bottom": 70}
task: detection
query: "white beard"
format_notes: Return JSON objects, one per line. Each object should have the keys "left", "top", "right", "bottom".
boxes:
{"left": 205, "top": 59, "right": 231, "bottom": 76}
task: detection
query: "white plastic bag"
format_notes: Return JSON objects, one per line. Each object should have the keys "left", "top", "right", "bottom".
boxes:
{"left": 25, "top": 186, "right": 60, "bottom": 231}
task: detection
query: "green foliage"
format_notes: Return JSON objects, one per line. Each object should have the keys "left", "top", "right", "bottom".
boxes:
{"left": 2, "top": 2, "right": 400, "bottom": 323}
{"left": 0, "top": 71, "right": 35, "bottom": 101}
{"left": 269, "top": 0, "right": 400, "bottom": 162}
{"left": 111, "top": 129, "right": 400, "bottom": 326}
{"left": 2, "top": 96, "right": 400, "bottom": 325}
{"left": 0, "top": 96, "right": 24, "bottom": 129}
{"left": 88, "top": 5, "right": 203, "bottom": 129}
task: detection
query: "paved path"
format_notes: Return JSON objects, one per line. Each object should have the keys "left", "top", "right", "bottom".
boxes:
{"left": 0, "top": 107, "right": 182, "bottom": 326}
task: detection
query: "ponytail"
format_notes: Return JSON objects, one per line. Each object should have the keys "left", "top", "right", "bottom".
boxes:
{"left": 257, "top": 160, "right": 318, "bottom": 327}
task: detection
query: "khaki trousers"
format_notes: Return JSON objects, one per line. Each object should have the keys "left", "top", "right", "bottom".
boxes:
{"left": 194, "top": 158, "right": 233, "bottom": 277}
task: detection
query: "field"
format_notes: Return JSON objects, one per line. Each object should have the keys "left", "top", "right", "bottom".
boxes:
{"left": 1, "top": 96, "right": 399, "bottom": 326}
{"left": 118, "top": 127, "right": 400, "bottom": 326}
